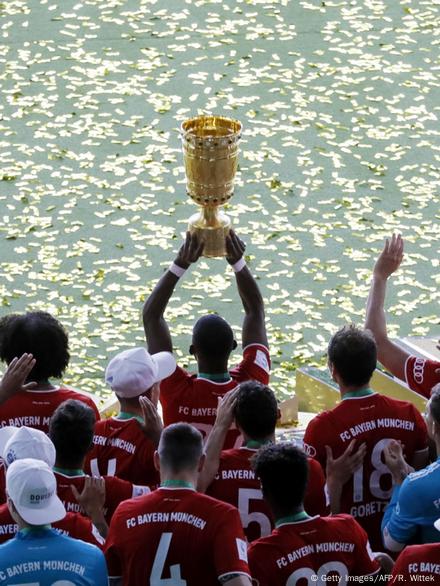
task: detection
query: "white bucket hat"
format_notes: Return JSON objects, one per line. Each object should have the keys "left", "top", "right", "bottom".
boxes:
{"left": 2, "top": 426, "right": 56, "bottom": 468}
{"left": 105, "top": 347, "right": 176, "bottom": 398}
{"left": 6, "top": 459, "right": 66, "bottom": 525}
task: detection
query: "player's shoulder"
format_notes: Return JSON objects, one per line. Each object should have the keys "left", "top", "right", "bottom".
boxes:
{"left": 375, "top": 392, "right": 419, "bottom": 412}
{"left": 398, "top": 542, "right": 440, "bottom": 560}
{"left": 405, "top": 459, "right": 440, "bottom": 485}
{"left": 220, "top": 448, "right": 250, "bottom": 464}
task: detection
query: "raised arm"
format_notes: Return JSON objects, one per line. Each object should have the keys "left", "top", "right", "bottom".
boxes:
{"left": 365, "top": 234, "right": 410, "bottom": 381}
{"left": 225, "top": 230, "right": 268, "bottom": 349}
{"left": 143, "top": 232, "right": 203, "bottom": 354}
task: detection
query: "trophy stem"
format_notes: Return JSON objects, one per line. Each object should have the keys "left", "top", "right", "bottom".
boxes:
{"left": 188, "top": 208, "right": 231, "bottom": 258}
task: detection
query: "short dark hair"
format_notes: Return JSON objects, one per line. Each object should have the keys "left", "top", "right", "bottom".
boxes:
{"left": 0, "top": 311, "right": 69, "bottom": 381}
{"left": 49, "top": 400, "right": 95, "bottom": 466}
{"left": 234, "top": 381, "right": 278, "bottom": 439}
{"left": 158, "top": 423, "right": 203, "bottom": 473}
{"left": 253, "top": 443, "right": 308, "bottom": 515}
{"left": 192, "top": 314, "right": 234, "bottom": 360}
{"left": 328, "top": 325, "right": 377, "bottom": 387}
{"left": 429, "top": 386, "right": 440, "bottom": 425}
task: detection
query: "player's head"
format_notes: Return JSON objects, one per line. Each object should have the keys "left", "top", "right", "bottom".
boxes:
{"left": 328, "top": 325, "right": 377, "bottom": 389}
{"left": 49, "top": 399, "right": 96, "bottom": 468}
{"left": 0, "top": 426, "right": 56, "bottom": 469}
{"left": 0, "top": 311, "right": 69, "bottom": 383}
{"left": 234, "top": 381, "right": 279, "bottom": 441}
{"left": 105, "top": 347, "right": 176, "bottom": 406}
{"left": 190, "top": 314, "right": 237, "bottom": 366}
{"left": 155, "top": 423, "right": 204, "bottom": 478}
{"left": 425, "top": 384, "right": 440, "bottom": 441}
{"left": 253, "top": 443, "right": 308, "bottom": 518}
{"left": 6, "top": 458, "right": 65, "bottom": 528}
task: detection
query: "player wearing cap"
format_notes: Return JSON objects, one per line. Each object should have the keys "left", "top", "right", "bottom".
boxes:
{"left": 84, "top": 347, "right": 175, "bottom": 485}
{"left": 0, "top": 459, "right": 107, "bottom": 585}
{"left": 199, "top": 382, "right": 328, "bottom": 543}
{"left": 49, "top": 400, "right": 149, "bottom": 531}
{"left": 143, "top": 230, "right": 270, "bottom": 449}
{"left": 382, "top": 384, "right": 440, "bottom": 551}
{"left": 0, "top": 312, "right": 100, "bottom": 431}
{"left": 105, "top": 422, "right": 252, "bottom": 586}
{"left": 365, "top": 234, "right": 440, "bottom": 397}
{"left": 303, "top": 325, "right": 428, "bottom": 551}
{"left": 0, "top": 426, "right": 104, "bottom": 547}
{"left": 248, "top": 443, "right": 381, "bottom": 585}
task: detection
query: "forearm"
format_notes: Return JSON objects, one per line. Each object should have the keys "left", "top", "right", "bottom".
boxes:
{"left": 142, "top": 270, "right": 180, "bottom": 353}
{"left": 235, "top": 266, "right": 267, "bottom": 348}
{"left": 89, "top": 509, "right": 109, "bottom": 539}
{"left": 365, "top": 276, "right": 389, "bottom": 342}
{"left": 326, "top": 480, "right": 343, "bottom": 515}
{"left": 197, "top": 424, "right": 229, "bottom": 492}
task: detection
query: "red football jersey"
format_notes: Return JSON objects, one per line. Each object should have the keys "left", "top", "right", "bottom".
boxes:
{"left": 160, "top": 344, "right": 271, "bottom": 449}
{"left": 84, "top": 417, "right": 159, "bottom": 487}
{"left": 0, "top": 387, "right": 100, "bottom": 432}
{"left": 0, "top": 504, "right": 104, "bottom": 548}
{"left": 303, "top": 392, "right": 428, "bottom": 551}
{"left": 54, "top": 471, "right": 149, "bottom": 523}
{"left": 105, "top": 487, "right": 251, "bottom": 585}
{"left": 405, "top": 355, "right": 440, "bottom": 399}
{"left": 248, "top": 514, "right": 380, "bottom": 586}
{"left": 206, "top": 448, "right": 328, "bottom": 542}
{"left": 389, "top": 543, "right": 440, "bottom": 583}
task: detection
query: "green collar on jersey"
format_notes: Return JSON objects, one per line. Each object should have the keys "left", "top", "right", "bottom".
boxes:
{"left": 342, "top": 388, "right": 375, "bottom": 400}
{"left": 197, "top": 372, "right": 231, "bottom": 382}
{"left": 161, "top": 479, "right": 194, "bottom": 489}
{"left": 116, "top": 411, "right": 144, "bottom": 424}
{"left": 53, "top": 466, "right": 85, "bottom": 477}
{"left": 20, "top": 525, "right": 51, "bottom": 536}
{"left": 244, "top": 439, "right": 273, "bottom": 449}
{"left": 275, "top": 511, "right": 311, "bottom": 527}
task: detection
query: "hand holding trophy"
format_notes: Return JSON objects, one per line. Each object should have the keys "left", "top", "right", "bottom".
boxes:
{"left": 180, "top": 115, "right": 242, "bottom": 258}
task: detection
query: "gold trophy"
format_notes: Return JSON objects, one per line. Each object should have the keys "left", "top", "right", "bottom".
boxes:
{"left": 180, "top": 115, "right": 242, "bottom": 257}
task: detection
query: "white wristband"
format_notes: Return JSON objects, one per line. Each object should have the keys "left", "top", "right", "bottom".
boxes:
{"left": 169, "top": 262, "right": 187, "bottom": 278}
{"left": 232, "top": 258, "right": 246, "bottom": 273}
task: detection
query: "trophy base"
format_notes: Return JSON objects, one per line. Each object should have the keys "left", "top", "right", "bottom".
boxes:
{"left": 188, "top": 211, "right": 231, "bottom": 258}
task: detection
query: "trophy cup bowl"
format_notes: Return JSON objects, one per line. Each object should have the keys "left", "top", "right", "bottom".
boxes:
{"left": 180, "top": 115, "right": 242, "bottom": 257}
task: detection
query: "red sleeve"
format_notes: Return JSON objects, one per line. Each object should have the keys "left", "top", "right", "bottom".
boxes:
{"left": 405, "top": 356, "right": 440, "bottom": 398}
{"left": 303, "top": 414, "right": 328, "bottom": 471}
{"left": 159, "top": 365, "right": 191, "bottom": 399}
{"left": 104, "top": 506, "right": 124, "bottom": 578}
{"left": 212, "top": 507, "right": 251, "bottom": 580}
{"left": 247, "top": 542, "right": 271, "bottom": 586}
{"left": 229, "top": 344, "right": 271, "bottom": 384}
{"left": 349, "top": 517, "right": 380, "bottom": 576}
{"left": 304, "top": 458, "right": 329, "bottom": 517}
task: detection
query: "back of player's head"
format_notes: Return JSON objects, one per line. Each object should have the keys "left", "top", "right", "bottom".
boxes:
{"left": 234, "top": 381, "right": 278, "bottom": 439}
{"left": 0, "top": 311, "right": 69, "bottom": 382}
{"left": 328, "top": 324, "right": 377, "bottom": 388}
{"left": 253, "top": 443, "right": 308, "bottom": 515}
{"left": 49, "top": 399, "right": 96, "bottom": 465}
{"left": 191, "top": 314, "right": 235, "bottom": 361}
{"left": 158, "top": 423, "right": 203, "bottom": 473}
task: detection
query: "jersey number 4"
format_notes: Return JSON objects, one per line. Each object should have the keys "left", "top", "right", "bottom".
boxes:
{"left": 151, "top": 532, "right": 187, "bottom": 586}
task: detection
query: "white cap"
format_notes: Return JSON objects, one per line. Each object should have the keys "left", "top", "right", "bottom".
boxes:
{"left": 6, "top": 458, "right": 66, "bottom": 525}
{"left": 2, "top": 427, "right": 56, "bottom": 469}
{"left": 0, "top": 427, "right": 18, "bottom": 459}
{"left": 434, "top": 518, "right": 440, "bottom": 532}
{"left": 105, "top": 347, "right": 176, "bottom": 399}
